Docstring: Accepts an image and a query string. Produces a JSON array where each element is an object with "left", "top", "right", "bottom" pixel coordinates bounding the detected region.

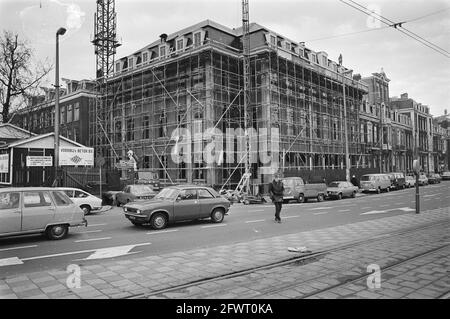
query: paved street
[{"left": 0, "top": 182, "right": 449, "bottom": 299}]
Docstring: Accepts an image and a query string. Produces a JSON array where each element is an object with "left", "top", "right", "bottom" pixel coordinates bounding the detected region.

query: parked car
[
  {"left": 60, "top": 188, "right": 103, "bottom": 215},
  {"left": 418, "top": 174, "right": 428, "bottom": 186},
  {"left": 388, "top": 172, "right": 406, "bottom": 190},
  {"left": 360, "top": 174, "right": 391, "bottom": 193},
  {"left": 282, "top": 177, "right": 327, "bottom": 203},
  {"left": 0, "top": 188, "right": 87, "bottom": 240},
  {"left": 123, "top": 185, "right": 230, "bottom": 229},
  {"left": 441, "top": 171, "right": 450, "bottom": 180},
  {"left": 405, "top": 175, "right": 416, "bottom": 188},
  {"left": 426, "top": 173, "right": 441, "bottom": 184},
  {"left": 116, "top": 184, "right": 157, "bottom": 206},
  {"left": 326, "top": 181, "right": 358, "bottom": 200},
  {"left": 136, "top": 171, "right": 161, "bottom": 191}
]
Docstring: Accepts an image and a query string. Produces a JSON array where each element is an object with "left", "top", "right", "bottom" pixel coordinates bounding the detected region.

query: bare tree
[{"left": 0, "top": 31, "right": 52, "bottom": 123}]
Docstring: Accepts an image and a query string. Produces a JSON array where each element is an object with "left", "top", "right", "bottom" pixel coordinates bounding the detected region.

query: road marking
[
  {"left": 80, "top": 244, "right": 150, "bottom": 260},
  {"left": 284, "top": 215, "right": 300, "bottom": 219},
  {"left": 0, "top": 245, "right": 38, "bottom": 252},
  {"left": 87, "top": 223, "right": 107, "bottom": 227},
  {"left": 361, "top": 207, "right": 372, "bottom": 209},
  {"left": 74, "top": 237, "right": 111, "bottom": 243},
  {"left": 423, "top": 194, "right": 438, "bottom": 198},
  {"left": 146, "top": 229, "right": 179, "bottom": 235},
  {"left": 201, "top": 224, "right": 228, "bottom": 228},
  {"left": 0, "top": 257, "right": 23, "bottom": 266},
  {"left": 309, "top": 207, "right": 332, "bottom": 211},
  {"left": 77, "top": 230, "right": 103, "bottom": 234},
  {"left": 19, "top": 243, "right": 152, "bottom": 262},
  {"left": 245, "top": 219, "right": 265, "bottom": 223},
  {"left": 248, "top": 209, "right": 265, "bottom": 212},
  {"left": 361, "top": 207, "right": 415, "bottom": 215},
  {"left": 338, "top": 209, "right": 351, "bottom": 212},
  {"left": 313, "top": 212, "right": 329, "bottom": 215}
]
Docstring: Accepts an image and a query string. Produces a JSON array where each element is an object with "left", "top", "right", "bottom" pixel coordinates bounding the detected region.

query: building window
[
  {"left": 270, "top": 35, "right": 276, "bottom": 46},
  {"left": 143, "top": 116, "right": 150, "bottom": 139},
  {"left": 285, "top": 42, "right": 291, "bottom": 51},
  {"left": 128, "top": 57, "right": 133, "bottom": 69},
  {"left": 143, "top": 52, "right": 148, "bottom": 63},
  {"left": 176, "top": 38, "right": 184, "bottom": 51},
  {"left": 159, "top": 46, "right": 166, "bottom": 58},
  {"left": 73, "top": 127, "right": 79, "bottom": 143},
  {"left": 126, "top": 118, "right": 134, "bottom": 141},
  {"left": 115, "top": 62, "right": 120, "bottom": 72},
  {"left": 61, "top": 107, "right": 65, "bottom": 124},
  {"left": 74, "top": 102, "right": 79, "bottom": 121},
  {"left": 67, "top": 104, "right": 72, "bottom": 123},
  {"left": 194, "top": 32, "right": 202, "bottom": 47}
]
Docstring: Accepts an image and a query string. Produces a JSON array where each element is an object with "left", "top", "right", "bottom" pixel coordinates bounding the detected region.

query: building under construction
[{"left": 89, "top": 20, "right": 369, "bottom": 190}]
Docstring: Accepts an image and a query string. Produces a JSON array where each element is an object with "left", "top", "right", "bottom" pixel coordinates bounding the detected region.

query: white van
[{"left": 360, "top": 174, "right": 391, "bottom": 193}]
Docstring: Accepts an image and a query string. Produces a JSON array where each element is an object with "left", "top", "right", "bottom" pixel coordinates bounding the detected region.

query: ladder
[{"left": 235, "top": 172, "right": 251, "bottom": 194}]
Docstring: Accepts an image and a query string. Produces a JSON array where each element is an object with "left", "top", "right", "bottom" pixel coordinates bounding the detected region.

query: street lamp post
[
  {"left": 54, "top": 27, "right": 66, "bottom": 186},
  {"left": 339, "top": 55, "right": 352, "bottom": 182}
]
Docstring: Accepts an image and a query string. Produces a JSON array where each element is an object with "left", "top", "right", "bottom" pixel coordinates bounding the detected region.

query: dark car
[
  {"left": 388, "top": 172, "right": 406, "bottom": 190},
  {"left": 123, "top": 186, "right": 230, "bottom": 229},
  {"left": 426, "top": 173, "right": 441, "bottom": 184},
  {"left": 441, "top": 171, "right": 450, "bottom": 180},
  {"left": 116, "top": 184, "right": 157, "bottom": 206}
]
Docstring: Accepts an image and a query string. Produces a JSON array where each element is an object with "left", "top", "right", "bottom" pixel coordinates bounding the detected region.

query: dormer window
[
  {"left": 270, "top": 35, "right": 276, "bottom": 46},
  {"left": 159, "top": 45, "right": 166, "bottom": 58},
  {"left": 312, "top": 53, "right": 317, "bottom": 64},
  {"left": 193, "top": 31, "right": 202, "bottom": 47},
  {"left": 142, "top": 52, "right": 148, "bottom": 63},
  {"left": 116, "top": 62, "right": 121, "bottom": 72},
  {"left": 285, "top": 42, "right": 291, "bottom": 51},
  {"left": 176, "top": 38, "right": 184, "bottom": 52},
  {"left": 128, "top": 57, "right": 133, "bottom": 70}
]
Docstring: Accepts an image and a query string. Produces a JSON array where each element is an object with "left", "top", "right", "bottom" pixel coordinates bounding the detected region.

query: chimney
[
  {"left": 400, "top": 93, "right": 408, "bottom": 99},
  {"left": 160, "top": 33, "right": 168, "bottom": 43}
]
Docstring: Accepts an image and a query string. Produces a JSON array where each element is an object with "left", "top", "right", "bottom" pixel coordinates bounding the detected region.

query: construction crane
[
  {"left": 239, "top": 0, "right": 252, "bottom": 195},
  {"left": 92, "top": 0, "right": 121, "bottom": 167}
]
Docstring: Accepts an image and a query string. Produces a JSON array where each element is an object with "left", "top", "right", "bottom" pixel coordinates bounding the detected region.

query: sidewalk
[{"left": 0, "top": 207, "right": 448, "bottom": 299}]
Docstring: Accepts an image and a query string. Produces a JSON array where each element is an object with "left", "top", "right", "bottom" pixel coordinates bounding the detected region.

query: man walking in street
[{"left": 269, "top": 173, "right": 284, "bottom": 223}]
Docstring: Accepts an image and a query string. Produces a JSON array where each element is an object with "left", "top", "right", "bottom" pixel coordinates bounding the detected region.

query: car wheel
[
  {"left": 351, "top": 191, "right": 356, "bottom": 198},
  {"left": 211, "top": 208, "right": 225, "bottom": 223},
  {"left": 80, "top": 205, "right": 91, "bottom": 215},
  {"left": 297, "top": 194, "right": 305, "bottom": 203},
  {"left": 337, "top": 193, "right": 342, "bottom": 200},
  {"left": 317, "top": 194, "right": 324, "bottom": 202},
  {"left": 150, "top": 212, "right": 168, "bottom": 230},
  {"left": 46, "top": 224, "right": 68, "bottom": 240}
]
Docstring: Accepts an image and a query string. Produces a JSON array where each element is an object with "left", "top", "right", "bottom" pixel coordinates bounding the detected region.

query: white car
[{"left": 60, "top": 188, "right": 103, "bottom": 215}]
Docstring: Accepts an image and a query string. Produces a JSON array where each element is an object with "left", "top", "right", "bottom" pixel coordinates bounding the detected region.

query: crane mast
[{"left": 242, "top": 0, "right": 251, "bottom": 194}]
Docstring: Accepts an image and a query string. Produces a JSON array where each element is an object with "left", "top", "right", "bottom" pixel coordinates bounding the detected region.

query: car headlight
[
  {"left": 123, "top": 207, "right": 128, "bottom": 212},
  {"left": 136, "top": 209, "right": 141, "bottom": 214}
]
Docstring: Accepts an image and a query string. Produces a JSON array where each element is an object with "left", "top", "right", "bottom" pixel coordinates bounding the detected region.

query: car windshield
[
  {"left": 154, "top": 188, "right": 179, "bottom": 200},
  {"left": 328, "top": 182, "right": 341, "bottom": 187},
  {"left": 360, "top": 176, "right": 372, "bottom": 181},
  {"left": 282, "top": 180, "right": 295, "bottom": 187},
  {"left": 131, "top": 185, "right": 154, "bottom": 195}
]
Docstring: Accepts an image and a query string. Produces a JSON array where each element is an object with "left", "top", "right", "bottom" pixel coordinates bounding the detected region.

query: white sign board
[
  {"left": 26, "top": 156, "right": 53, "bottom": 167},
  {"left": 0, "top": 154, "right": 8, "bottom": 173},
  {"left": 59, "top": 147, "right": 94, "bottom": 166}
]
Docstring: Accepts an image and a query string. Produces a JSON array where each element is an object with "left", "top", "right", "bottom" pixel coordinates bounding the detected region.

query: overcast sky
[{"left": 0, "top": 0, "right": 449, "bottom": 116}]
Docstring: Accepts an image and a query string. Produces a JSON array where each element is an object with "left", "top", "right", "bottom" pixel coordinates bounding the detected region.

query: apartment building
[
  {"left": 90, "top": 20, "right": 368, "bottom": 188},
  {"left": 390, "top": 93, "right": 433, "bottom": 172},
  {"left": 11, "top": 79, "right": 97, "bottom": 146}
]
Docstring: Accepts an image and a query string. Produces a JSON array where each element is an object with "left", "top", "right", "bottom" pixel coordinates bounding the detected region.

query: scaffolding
[{"left": 88, "top": 31, "right": 368, "bottom": 190}]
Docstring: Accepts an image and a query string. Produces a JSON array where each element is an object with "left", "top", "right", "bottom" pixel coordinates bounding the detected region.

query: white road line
[
  {"left": 309, "top": 207, "right": 332, "bottom": 211},
  {"left": 248, "top": 209, "right": 265, "bottom": 212},
  {"left": 77, "top": 230, "right": 103, "bottom": 234},
  {"left": 283, "top": 215, "right": 300, "bottom": 219},
  {"left": 74, "top": 237, "right": 111, "bottom": 243},
  {"left": 423, "top": 194, "right": 438, "bottom": 198},
  {"left": 245, "top": 219, "right": 265, "bottom": 223},
  {"left": 361, "top": 207, "right": 372, "bottom": 209},
  {"left": 313, "top": 212, "right": 329, "bottom": 215},
  {"left": 338, "top": 209, "right": 351, "bottom": 212},
  {"left": 20, "top": 243, "right": 152, "bottom": 262},
  {"left": 0, "top": 245, "right": 38, "bottom": 252},
  {"left": 201, "top": 224, "right": 228, "bottom": 228},
  {"left": 146, "top": 229, "right": 179, "bottom": 235},
  {"left": 87, "top": 223, "right": 107, "bottom": 227}
]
